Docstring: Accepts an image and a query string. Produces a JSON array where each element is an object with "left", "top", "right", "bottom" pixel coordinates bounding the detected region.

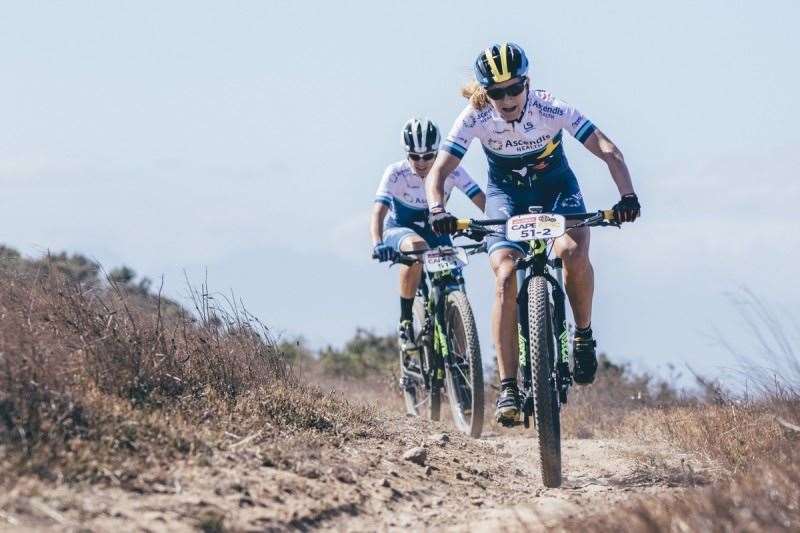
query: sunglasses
[
  {"left": 408, "top": 152, "right": 436, "bottom": 161},
  {"left": 486, "top": 79, "right": 527, "bottom": 100}
]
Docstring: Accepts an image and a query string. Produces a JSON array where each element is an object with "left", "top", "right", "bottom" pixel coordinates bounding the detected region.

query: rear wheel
[
  {"left": 443, "top": 291, "right": 484, "bottom": 438},
  {"left": 528, "top": 276, "right": 562, "bottom": 487},
  {"left": 403, "top": 296, "right": 441, "bottom": 420}
]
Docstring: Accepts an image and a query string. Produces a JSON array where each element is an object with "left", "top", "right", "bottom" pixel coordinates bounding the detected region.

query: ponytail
[
  {"left": 461, "top": 81, "right": 489, "bottom": 110},
  {"left": 461, "top": 76, "right": 530, "bottom": 110}
]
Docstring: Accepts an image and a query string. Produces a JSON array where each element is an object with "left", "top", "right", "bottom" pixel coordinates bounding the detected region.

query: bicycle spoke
[
  {"left": 450, "top": 333, "right": 471, "bottom": 388},
  {"left": 453, "top": 362, "right": 472, "bottom": 392}
]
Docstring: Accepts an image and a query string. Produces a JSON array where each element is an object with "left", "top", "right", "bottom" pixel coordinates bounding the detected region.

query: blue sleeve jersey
[
  {"left": 374, "top": 160, "right": 482, "bottom": 228},
  {"left": 441, "top": 89, "right": 596, "bottom": 182}
]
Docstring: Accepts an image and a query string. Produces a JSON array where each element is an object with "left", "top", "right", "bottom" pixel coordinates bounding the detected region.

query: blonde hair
[
  {"left": 461, "top": 81, "right": 489, "bottom": 110},
  {"left": 461, "top": 76, "right": 529, "bottom": 110}
]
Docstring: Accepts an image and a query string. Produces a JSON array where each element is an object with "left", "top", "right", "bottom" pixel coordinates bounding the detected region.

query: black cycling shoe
[
  {"left": 494, "top": 387, "right": 521, "bottom": 426},
  {"left": 572, "top": 334, "right": 598, "bottom": 385}
]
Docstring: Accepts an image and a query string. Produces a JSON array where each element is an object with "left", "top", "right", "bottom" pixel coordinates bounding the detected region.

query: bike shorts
[
  {"left": 485, "top": 166, "right": 586, "bottom": 256},
  {"left": 383, "top": 222, "right": 452, "bottom": 253}
]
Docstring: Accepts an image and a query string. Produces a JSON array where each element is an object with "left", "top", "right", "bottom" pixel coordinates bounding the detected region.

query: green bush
[{"left": 318, "top": 329, "right": 396, "bottom": 378}]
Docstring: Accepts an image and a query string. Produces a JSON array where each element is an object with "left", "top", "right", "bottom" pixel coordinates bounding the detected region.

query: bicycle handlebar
[
  {"left": 456, "top": 209, "right": 617, "bottom": 230},
  {"left": 371, "top": 242, "right": 487, "bottom": 265}
]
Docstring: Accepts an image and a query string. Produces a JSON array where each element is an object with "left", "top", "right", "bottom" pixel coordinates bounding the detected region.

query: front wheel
[
  {"left": 528, "top": 276, "right": 561, "bottom": 487},
  {"left": 443, "top": 291, "right": 484, "bottom": 438}
]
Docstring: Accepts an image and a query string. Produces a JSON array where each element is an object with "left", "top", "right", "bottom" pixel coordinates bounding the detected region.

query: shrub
[
  {"left": 318, "top": 328, "right": 396, "bottom": 378},
  {"left": 0, "top": 246, "right": 376, "bottom": 483}
]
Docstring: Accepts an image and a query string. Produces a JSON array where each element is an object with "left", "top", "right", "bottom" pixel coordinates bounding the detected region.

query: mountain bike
[
  {"left": 374, "top": 241, "right": 487, "bottom": 437},
  {"left": 456, "top": 208, "right": 620, "bottom": 486}
]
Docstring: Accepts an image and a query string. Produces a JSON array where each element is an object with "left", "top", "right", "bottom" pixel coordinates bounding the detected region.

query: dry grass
[
  {"left": 619, "top": 399, "right": 798, "bottom": 473},
  {"left": 566, "top": 455, "right": 800, "bottom": 532},
  {"left": 0, "top": 251, "right": 377, "bottom": 487},
  {"left": 561, "top": 354, "right": 684, "bottom": 439},
  {"left": 576, "top": 393, "right": 800, "bottom": 531},
  {"left": 558, "top": 339, "right": 800, "bottom": 531}
]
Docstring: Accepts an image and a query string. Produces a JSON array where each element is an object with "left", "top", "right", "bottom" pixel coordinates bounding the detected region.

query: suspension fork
[
  {"left": 516, "top": 268, "right": 533, "bottom": 392},
  {"left": 429, "top": 281, "right": 447, "bottom": 389},
  {"left": 516, "top": 244, "right": 547, "bottom": 392},
  {"left": 545, "top": 258, "right": 572, "bottom": 400},
  {"left": 417, "top": 276, "right": 432, "bottom": 343}
]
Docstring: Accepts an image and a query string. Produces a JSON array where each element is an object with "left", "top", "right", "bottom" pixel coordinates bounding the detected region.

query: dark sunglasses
[
  {"left": 408, "top": 152, "right": 436, "bottom": 161},
  {"left": 486, "top": 79, "right": 527, "bottom": 100}
]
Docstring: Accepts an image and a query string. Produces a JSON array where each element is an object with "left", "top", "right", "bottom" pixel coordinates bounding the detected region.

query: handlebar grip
[
  {"left": 602, "top": 209, "right": 616, "bottom": 222},
  {"left": 456, "top": 219, "right": 471, "bottom": 231}
]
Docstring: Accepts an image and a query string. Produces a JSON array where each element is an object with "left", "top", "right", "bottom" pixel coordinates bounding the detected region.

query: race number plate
[
  {"left": 422, "top": 247, "right": 468, "bottom": 273},
  {"left": 505, "top": 213, "right": 566, "bottom": 242}
]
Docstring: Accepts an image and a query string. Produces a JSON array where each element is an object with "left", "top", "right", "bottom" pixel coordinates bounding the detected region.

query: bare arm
[
  {"left": 582, "top": 129, "right": 635, "bottom": 196},
  {"left": 425, "top": 151, "right": 462, "bottom": 209},
  {"left": 370, "top": 203, "right": 389, "bottom": 246}
]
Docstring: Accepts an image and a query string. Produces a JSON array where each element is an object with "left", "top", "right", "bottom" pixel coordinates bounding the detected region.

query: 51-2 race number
[{"left": 505, "top": 213, "right": 566, "bottom": 242}]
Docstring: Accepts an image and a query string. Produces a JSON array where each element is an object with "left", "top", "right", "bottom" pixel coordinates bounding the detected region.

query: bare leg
[
  {"left": 553, "top": 227, "right": 593, "bottom": 329},
  {"left": 398, "top": 235, "right": 428, "bottom": 299},
  {"left": 490, "top": 248, "right": 523, "bottom": 380}
]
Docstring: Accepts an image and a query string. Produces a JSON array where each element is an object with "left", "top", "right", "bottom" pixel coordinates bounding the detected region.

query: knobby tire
[
  {"left": 443, "top": 290, "right": 484, "bottom": 438},
  {"left": 528, "top": 276, "right": 562, "bottom": 487}
]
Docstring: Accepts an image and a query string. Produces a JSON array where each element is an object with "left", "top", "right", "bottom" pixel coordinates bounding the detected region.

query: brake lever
[
  {"left": 466, "top": 242, "right": 488, "bottom": 255},
  {"left": 569, "top": 212, "right": 621, "bottom": 230}
]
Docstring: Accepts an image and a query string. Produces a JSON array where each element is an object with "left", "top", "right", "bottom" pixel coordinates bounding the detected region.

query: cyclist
[
  {"left": 425, "top": 43, "right": 640, "bottom": 424},
  {"left": 371, "top": 117, "right": 485, "bottom": 355}
]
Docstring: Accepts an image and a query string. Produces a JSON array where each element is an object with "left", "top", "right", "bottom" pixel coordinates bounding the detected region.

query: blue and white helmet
[{"left": 402, "top": 117, "right": 440, "bottom": 153}]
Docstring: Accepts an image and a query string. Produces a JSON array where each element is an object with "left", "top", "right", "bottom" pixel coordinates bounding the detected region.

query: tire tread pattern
[
  {"left": 528, "top": 277, "right": 562, "bottom": 487},
  {"left": 444, "top": 291, "right": 484, "bottom": 438}
]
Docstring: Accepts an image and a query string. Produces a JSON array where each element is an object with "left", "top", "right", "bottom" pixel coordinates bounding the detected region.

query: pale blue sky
[{"left": 2, "top": 1, "right": 799, "bottom": 382}]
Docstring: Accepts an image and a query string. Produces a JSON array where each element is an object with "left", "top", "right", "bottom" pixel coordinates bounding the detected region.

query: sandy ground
[{"left": 1, "top": 410, "right": 709, "bottom": 532}]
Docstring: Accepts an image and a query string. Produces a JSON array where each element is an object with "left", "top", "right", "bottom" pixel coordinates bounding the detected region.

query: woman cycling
[
  {"left": 425, "top": 42, "right": 641, "bottom": 424},
  {"left": 371, "top": 117, "right": 485, "bottom": 355}
]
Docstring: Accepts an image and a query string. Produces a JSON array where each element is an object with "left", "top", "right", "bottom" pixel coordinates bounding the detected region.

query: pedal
[
  {"left": 399, "top": 374, "right": 415, "bottom": 392},
  {"left": 496, "top": 410, "right": 523, "bottom": 427}
]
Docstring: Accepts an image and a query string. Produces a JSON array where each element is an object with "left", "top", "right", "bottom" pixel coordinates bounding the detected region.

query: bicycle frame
[
  {"left": 388, "top": 243, "right": 485, "bottom": 399},
  {"left": 418, "top": 268, "right": 463, "bottom": 394}
]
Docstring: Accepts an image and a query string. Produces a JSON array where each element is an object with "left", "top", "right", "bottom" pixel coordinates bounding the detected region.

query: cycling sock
[
  {"left": 575, "top": 324, "right": 593, "bottom": 339},
  {"left": 400, "top": 297, "right": 414, "bottom": 323},
  {"left": 500, "top": 377, "right": 518, "bottom": 391}
]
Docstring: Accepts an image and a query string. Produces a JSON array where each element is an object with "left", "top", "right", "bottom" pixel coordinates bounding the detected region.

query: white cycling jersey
[
  {"left": 375, "top": 160, "right": 482, "bottom": 227},
  {"left": 442, "top": 88, "right": 596, "bottom": 181}
]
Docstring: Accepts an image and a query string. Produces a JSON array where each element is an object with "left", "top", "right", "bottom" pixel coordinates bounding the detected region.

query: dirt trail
[{"left": 1, "top": 412, "right": 708, "bottom": 532}]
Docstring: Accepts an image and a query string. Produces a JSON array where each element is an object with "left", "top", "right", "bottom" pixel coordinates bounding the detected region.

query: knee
[
  {"left": 400, "top": 237, "right": 428, "bottom": 253},
  {"left": 560, "top": 242, "right": 588, "bottom": 264},
  {"left": 560, "top": 232, "right": 590, "bottom": 268},
  {"left": 494, "top": 263, "right": 517, "bottom": 300}
]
